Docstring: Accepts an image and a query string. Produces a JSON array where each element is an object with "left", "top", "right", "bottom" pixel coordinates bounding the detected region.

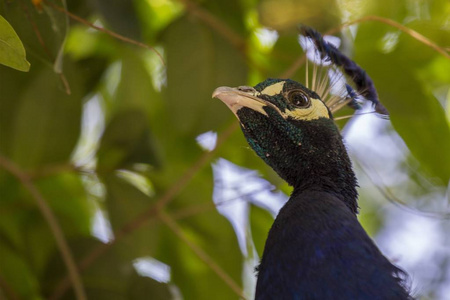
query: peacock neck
[
  {"left": 288, "top": 117, "right": 359, "bottom": 214},
  {"left": 240, "top": 108, "right": 359, "bottom": 214}
]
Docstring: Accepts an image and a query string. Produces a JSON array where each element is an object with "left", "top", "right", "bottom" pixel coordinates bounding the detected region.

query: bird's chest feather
[{"left": 255, "top": 191, "right": 408, "bottom": 300}]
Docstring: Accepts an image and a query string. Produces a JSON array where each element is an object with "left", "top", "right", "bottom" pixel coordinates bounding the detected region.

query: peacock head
[{"left": 213, "top": 78, "right": 356, "bottom": 206}]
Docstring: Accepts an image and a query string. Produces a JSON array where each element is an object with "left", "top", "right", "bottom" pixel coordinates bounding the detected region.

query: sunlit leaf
[{"left": 0, "top": 15, "right": 30, "bottom": 71}]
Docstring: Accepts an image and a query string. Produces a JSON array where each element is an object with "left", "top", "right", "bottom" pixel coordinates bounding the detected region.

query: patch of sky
[
  {"left": 133, "top": 256, "right": 171, "bottom": 283},
  {"left": 196, "top": 131, "right": 218, "bottom": 151}
]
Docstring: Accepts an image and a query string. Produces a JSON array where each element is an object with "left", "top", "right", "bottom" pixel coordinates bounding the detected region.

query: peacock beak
[{"left": 213, "top": 86, "right": 279, "bottom": 117}]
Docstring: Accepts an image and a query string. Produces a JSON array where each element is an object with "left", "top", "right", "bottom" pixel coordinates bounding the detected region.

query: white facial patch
[
  {"left": 260, "top": 81, "right": 285, "bottom": 96},
  {"left": 284, "top": 98, "right": 330, "bottom": 120}
]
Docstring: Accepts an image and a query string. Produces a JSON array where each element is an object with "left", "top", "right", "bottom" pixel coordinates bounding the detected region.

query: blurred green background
[{"left": 0, "top": 0, "right": 449, "bottom": 299}]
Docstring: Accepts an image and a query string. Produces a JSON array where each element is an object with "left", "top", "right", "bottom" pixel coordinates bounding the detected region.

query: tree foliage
[{"left": 0, "top": 0, "right": 449, "bottom": 299}]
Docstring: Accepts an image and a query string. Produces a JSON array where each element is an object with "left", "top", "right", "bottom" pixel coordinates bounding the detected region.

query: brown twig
[
  {"left": 0, "top": 155, "right": 86, "bottom": 300},
  {"left": 158, "top": 210, "right": 246, "bottom": 299},
  {"left": 42, "top": 0, "right": 165, "bottom": 65}
]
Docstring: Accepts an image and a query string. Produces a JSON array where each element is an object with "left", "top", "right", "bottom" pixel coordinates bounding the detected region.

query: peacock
[{"left": 213, "top": 26, "right": 411, "bottom": 299}]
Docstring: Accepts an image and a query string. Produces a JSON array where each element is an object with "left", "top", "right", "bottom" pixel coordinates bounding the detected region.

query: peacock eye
[{"left": 288, "top": 90, "right": 310, "bottom": 108}]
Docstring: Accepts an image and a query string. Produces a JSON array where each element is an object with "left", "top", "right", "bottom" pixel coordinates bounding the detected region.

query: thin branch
[
  {"left": 176, "top": 0, "right": 246, "bottom": 51},
  {"left": 338, "top": 15, "right": 450, "bottom": 59},
  {"left": 58, "top": 72, "right": 71, "bottom": 95},
  {"left": 158, "top": 210, "right": 246, "bottom": 299},
  {"left": 0, "top": 155, "right": 86, "bottom": 300},
  {"left": 42, "top": 0, "right": 165, "bottom": 65},
  {"left": 51, "top": 121, "right": 240, "bottom": 299}
]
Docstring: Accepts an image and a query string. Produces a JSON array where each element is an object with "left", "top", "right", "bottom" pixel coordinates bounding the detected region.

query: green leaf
[
  {"left": 1, "top": 1, "right": 67, "bottom": 71},
  {"left": 102, "top": 174, "right": 160, "bottom": 260},
  {"left": 161, "top": 15, "right": 248, "bottom": 135},
  {"left": 156, "top": 214, "right": 243, "bottom": 300},
  {"left": 357, "top": 193, "right": 384, "bottom": 237},
  {"left": 355, "top": 24, "right": 450, "bottom": 184},
  {"left": 0, "top": 244, "right": 41, "bottom": 299},
  {"left": 7, "top": 66, "right": 82, "bottom": 169},
  {"left": 127, "top": 273, "right": 173, "bottom": 300},
  {"left": 0, "top": 14, "right": 30, "bottom": 71},
  {"left": 97, "top": 110, "right": 161, "bottom": 173},
  {"left": 0, "top": 171, "right": 92, "bottom": 277},
  {"left": 37, "top": 173, "right": 93, "bottom": 237},
  {"left": 97, "top": 48, "right": 162, "bottom": 173},
  {"left": 43, "top": 237, "right": 161, "bottom": 299},
  {"left": 92, "top": 0, "right": 142, "bottom": 40},
  {"left": 364, "top": 0, "right": 408, "bottom": 21},
  {"left": 202, "top": 0, "right": 247, "bottom": 36},
  {"left": 249, "top": 204, "right": 273, "bottom": 258},
  {"left": 258, "top": 0, "right": 340, "bottom": 31},
  {"left": 115, "top": 49, "right": 161, "bottom": 112},
  {"left": 0, "top": 171, "right": 24, "bottom": 250},
  {"left": 147, "top": 159, "right": 243, "bottom": 299}
]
